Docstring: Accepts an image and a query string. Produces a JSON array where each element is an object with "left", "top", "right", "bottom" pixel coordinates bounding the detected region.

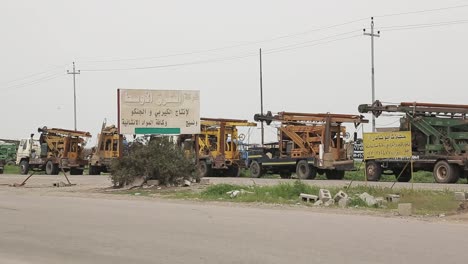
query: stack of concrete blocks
[
  {"left": 300, "top": 193, "right": 318, "bottom": 203},
  {"left": 319, "top": 189, "right": 334, "bottom": 206},
  {"left": 334, "top": 190, "right": 350, "bottom": 208}
]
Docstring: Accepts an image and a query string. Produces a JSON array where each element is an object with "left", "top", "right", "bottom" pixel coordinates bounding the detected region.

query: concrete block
[
  {"left": 147, "top": 180, "right": 160, "bottom": 186},
  {"left": 454, "top": 192, "right": 467, "bottom": 201},
  {"left": 313, "top": 200, "right": 323, "bottom": 206},
  {"left": 398, "top": 203, "right": 412, "bottom": 216},
  {"left": 324, "top": 199, "right": 335, "bottom": 207},
  {"left": 375, "top": 197, "right": 387, "bottom": 207},
  {"left": 200, "top": 178, "right": 210, "bottom": 185},
  {"left": 240, "top": 189, "right": 254, "bottom": 195},
  {"left": 319, "top": 189, "right": 332, "bottom": 202},
  {"left": 130, "top": 176, "right": 145, "bottom": 187},
  {"left": 300, "top": 193, "right": 318, "bottom": 203},
  {"left": 333, "top": 190, "right": 348, "bottom": 202},
  {"left": 359, "top": 192, "right": 377, "bottom": 207},
  {"left": 338, "top": 197, "right": 351, "bottom": 208},
  {"left": 183, "top": 179, "right": 191, "bottom": 187},
  {"left": 230, "top": 190, "right": 240, "bottom": 198},
  {"left": 385, "top": 194, "right": 400, "bottom": 203}
]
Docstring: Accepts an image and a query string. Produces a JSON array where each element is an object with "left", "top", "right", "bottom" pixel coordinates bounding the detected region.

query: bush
[{"left": 110, "top": 136, "right": 196, "bottom": 187}]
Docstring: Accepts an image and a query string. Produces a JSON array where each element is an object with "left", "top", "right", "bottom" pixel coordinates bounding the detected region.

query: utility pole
[
  {"left": 363, "top": 17, "right": 380, "bottom": 132},
  {"left": 67, "top": 62, "right": 80, "bottom": 131},
  {"left": 259, "top": 48, "right": 264, "bottom": 145}
]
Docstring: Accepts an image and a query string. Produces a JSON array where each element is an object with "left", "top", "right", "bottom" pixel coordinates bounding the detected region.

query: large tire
[
  {"left": 0, "top": 168, "right": 3, "bottom": 174},
  {"left": 20, "top": 160, "right": 29, "bottom": 175},
  {"left": 70, "top": 168, "right": 84, "bottom": 175},
  {"left": 365, "top": 160, "right": 382, "bottom": 181},
  {"left": 279, "top": 171, "right": 292, "bottom": 179},
  {"left": 395, "top": 168, "right": 411, "bottom": 182},
  {"left": 433, "top": 160, "right": 459, "bottom": 183},
  {"left": 326, "top": 170, "right": 345, "bottom": 180},
  {"left": 45, "top": 161, "right": 59, "bottom": 175},
  {"left": 89, "top": 165, "right": 100, "bottom": 175},
  {"left": 296, "top": 160, "right": 317, "bottom": 179},
  {"left": 198, "top": 161, "right": 211, "bottom": 178},
  {"left": 250, "top": 160, "right": 263, "bottom": 178},
  {"left": 226, "top": 165, "right": 240, "bottom": 177}
]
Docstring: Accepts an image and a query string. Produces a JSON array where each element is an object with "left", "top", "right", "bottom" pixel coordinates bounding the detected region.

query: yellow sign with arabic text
[{"left": 363, "top": 131, "right": 412, "bottom": 160}]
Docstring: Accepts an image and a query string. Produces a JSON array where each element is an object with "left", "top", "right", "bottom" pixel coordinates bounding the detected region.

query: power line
[
  {"left": 376, "top": 3, "right": 468, "bottom": 18},
  {"left": 380, "top": 19, "right": 468, "bottom": 29},
  {"left": 383, "top": 20, "right": 468, "bottom": 32},
  {"left": 78, "top": 18, "right": 368, "bottom": 64},
  {"left": 82, "top": 32, "right": 363, "bottom": 72},
  {"left": 77, "top": 3, "right": 468, "bottom": 65},
  {"left": 3, "top": 73, "right": 66, "bottom": 91},
  {"left": 0, "top": 64, "right": 68, "bottom": 85}
]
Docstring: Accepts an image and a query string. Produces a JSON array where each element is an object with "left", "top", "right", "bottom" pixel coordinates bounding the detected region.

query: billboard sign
[
  {"left": 118, "top": 89, "right": 200, "bottom": 135},
  {"left": 363, "top": 131, "right": 412, "bottom": 160}
]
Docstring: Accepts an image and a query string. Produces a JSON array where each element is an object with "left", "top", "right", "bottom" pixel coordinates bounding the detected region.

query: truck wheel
[
  {"left": 45, "top": 161, "right": 55, "bottom": 175},
  {"left": 395, "top": 168, "right": 411, "bottom": 182},
  {"left": 250, "top": 161, "right": 263, "bottom": 178},
  {"left": 433, "top": 160, "right": 459, "bottom": 183},
  {"left": 89, "top": 166, "right": 100, "bottom": 175},
  {"left": 20, "top": 160, "right": 29, "bottom": 175},
  {"left": 296, "top": 160, "right": 317, "bottom": 179},
  {"left": 326, "top": 170, "right": 345, "bottom": 180},
  {"left": 365, "top": 161, "right": 381, "bottom": 181},
  {"left": 198, "top": 161, "right": 211, "bottom": 178},
  {"left": 0, "top": 168, "right": 3, "bottom": 174},
  {"left": 70, "top": 168, "right": 84, "bottom": 175},
  {"left": 226, "top": 166, "right": 240, "bottom": 177},
  {"left": 279, "top": 171, "right": 292, "bottom": 179}
]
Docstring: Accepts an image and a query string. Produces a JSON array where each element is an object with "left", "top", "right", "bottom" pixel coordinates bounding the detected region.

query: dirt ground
[{"left": 0, "top": 173, "right": 468, "bottom": 223}]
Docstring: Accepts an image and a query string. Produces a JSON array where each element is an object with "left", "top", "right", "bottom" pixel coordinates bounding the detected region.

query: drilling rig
[
  {"left": 88, "top": 122, "right": 123, "bottom": 175},
  {"left": 250, "top": 111, "right": 368, "bottom": 179},
  {"left": 16, "top": 127, "right": 91, "bottom": 175},
  {"left": 178, "top": 118, "right": 257, "bottom": 177},
  {"left": 358, "top": 100, "right": 468, "bottom": 183}
]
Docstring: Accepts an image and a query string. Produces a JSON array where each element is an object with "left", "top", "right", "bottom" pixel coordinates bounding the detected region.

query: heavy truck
[
  {"left": 0, "top": 141, "right": 17, "bottom": 174},
  {"left": 88, "top": 123, "right": 123, "bottom": 175},
  {"left": 16, "top": 127, "right": 91, "bottom": 175},
  {"left": 178, "top": 118, "right": 257, "bottom": 177},
  {"left": 250, "top": 111, "right": 368, "bottom": 179},
  {"left": 358, "top": 100, "right": 468, "bottom": 183}
]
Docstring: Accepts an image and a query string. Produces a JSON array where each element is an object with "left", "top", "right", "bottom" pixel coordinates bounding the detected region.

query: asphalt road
[
  {"left": 1, "top": 174, "right": 468, "bottom": 191},
  {"left": 1, "top": 190, "right": 468, "bottom": 264}
]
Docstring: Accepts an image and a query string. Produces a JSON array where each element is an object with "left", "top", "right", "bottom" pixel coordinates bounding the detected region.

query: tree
[{"left": 110, "top": 136, "right": 196, "bottom": 187}]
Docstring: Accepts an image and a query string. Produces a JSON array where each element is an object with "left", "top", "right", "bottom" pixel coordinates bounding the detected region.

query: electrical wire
[
  {"left": 78, "top": 18, "right": 368, "bottom": 64},
  {"left": 0, "top": 64, "right": 69, "bottom": 86},
  {"left": 3, "top": 73, "right": 66, "bottom": 91},
  {"left": 375, "top": 3, "right": 468, "bottom": 18},
  {"left": 81, "top": 32, "right": 362, "bottom": 72},
  {"left": 383, "top": 20, "right": 468, "bottom": 32}
]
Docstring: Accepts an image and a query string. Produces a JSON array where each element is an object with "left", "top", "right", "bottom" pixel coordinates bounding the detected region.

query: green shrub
[{"left": 110, "top": 136, "right": 196, "bottom": 187}]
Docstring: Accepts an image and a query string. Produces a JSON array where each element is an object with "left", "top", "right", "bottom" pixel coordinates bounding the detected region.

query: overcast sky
[{"left": 1, "top": 0, "right": 467, "bottom": 144}]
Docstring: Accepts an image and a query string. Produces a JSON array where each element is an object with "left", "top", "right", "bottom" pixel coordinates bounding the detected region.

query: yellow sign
[{"left": 363, "top": 131, "right": 412, "bottom": 160}]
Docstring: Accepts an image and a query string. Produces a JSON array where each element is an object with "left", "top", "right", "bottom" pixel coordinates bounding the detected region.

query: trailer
[
  {"left": 358, "top": 100, "right": 468, "bottom": 183},
  {"left": 250, "top": 111, "right": 368, "bottom": 179}
]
